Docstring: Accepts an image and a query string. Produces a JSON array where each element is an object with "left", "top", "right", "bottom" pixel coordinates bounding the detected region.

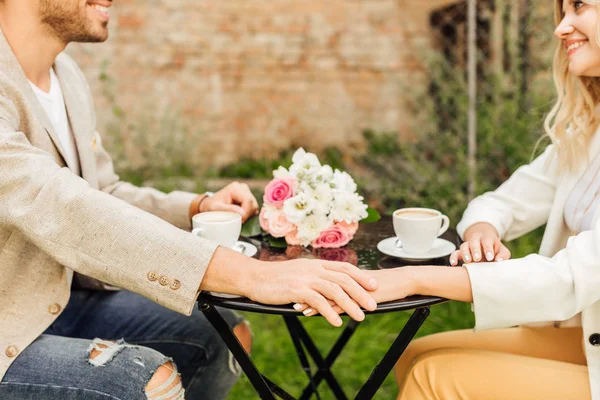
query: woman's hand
[{"left": 450, "top": 222, "right": 511, "bottom": 266}]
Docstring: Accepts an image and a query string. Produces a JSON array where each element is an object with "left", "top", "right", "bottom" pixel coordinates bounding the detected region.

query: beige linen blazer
[
  {"left": 0, "top": 30, "right": 218, "bottom": 380},
  {"left": 456, "top": 129, "right": 600, "bottom": 398}
]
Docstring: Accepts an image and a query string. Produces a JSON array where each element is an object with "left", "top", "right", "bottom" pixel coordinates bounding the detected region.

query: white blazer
[{"left": 456, "top": 129, "right": 600, "bottom": 398}]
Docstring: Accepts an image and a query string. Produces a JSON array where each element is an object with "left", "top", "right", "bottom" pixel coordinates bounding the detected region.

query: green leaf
[
  {"left": 241, "top": 215, "right": 262, "bottom": 238},
  {"left": 266, "top": 235, "right": 288, "bottom": 249},
  {"left": 361, "top": 207, "right": 381, "bottom": 223}
]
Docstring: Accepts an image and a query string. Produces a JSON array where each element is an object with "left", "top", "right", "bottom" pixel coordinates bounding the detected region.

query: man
[{"left": 0, "top": 1, "right": 379, "bottom": 399}]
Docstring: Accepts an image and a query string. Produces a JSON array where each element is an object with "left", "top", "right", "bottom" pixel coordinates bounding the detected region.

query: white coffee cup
[
  {"left": 393, "top": 207, "right": 450, "bottom": 254},
  {"left": 192, "top": 211, "right": 242, "bottom": 248}
]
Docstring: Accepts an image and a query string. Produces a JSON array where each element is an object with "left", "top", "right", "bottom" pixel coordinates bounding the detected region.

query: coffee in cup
[
  {"left": 393, "top": 208, "right": 450, "bottom": 254},
  {"left": 192, "top": 211, "right": 242, "bottom": 248}
]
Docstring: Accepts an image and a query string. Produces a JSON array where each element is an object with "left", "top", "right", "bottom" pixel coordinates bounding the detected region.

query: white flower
[
  {"left": 315, "top": 165, "right": 333, "bottom": 184},
  {"left": 332, "top": 170, "right": 358, "bottom": 194},
  {"left": 290, "top": 148, "right": 321, "bottom": 181},
  {"left": 296, "top": 214, "right": 332, "bottom": 245},
  {"left": 310, "top": 183, "right": 334, "bottom": 216},
  {"left": 330, "top": 192, "right": 368, "bottom": 223},
  {"left": 283, "top": 193, "right": 317, "bottom": 224},
  {"left": 273, "top": 166, "right": 291, "bottom": 178}
]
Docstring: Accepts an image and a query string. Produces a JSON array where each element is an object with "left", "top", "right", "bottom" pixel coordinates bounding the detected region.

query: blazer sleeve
[
  {"left": 0, "top": 90, "right": 218, "bottom": 316},
  {"left": 465, "top": 223, "right": 600, "bottom": 330},
  {"left": 93, "top": 131, "right": 197, "bottom": 231},
  {"left": 456, "top": 145, "right": 559, "bottom": 241}
]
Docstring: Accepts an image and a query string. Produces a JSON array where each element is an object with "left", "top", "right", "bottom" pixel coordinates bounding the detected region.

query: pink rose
[
  {"left": 311, "top": 223, "right": 354, "bottom": 249},
  {"left": 285, "top": 228, "right": 304, "bottom": 246},
  {"left": 259, "top": 207, "right": 271, "bottom": 231},
  {"left": 268, "top": 210, "right": 295, "bottom": 238},
  {"left": 338, "top": 221, "right": 359, "bottom": 236},
  {"left": 263, "top": 177, "right": 296, "bottom": 207}
]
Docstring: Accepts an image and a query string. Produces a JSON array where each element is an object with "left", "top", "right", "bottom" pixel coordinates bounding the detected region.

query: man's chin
[{"left": 71, "top": 30, "right": 109, "bottom": 43}]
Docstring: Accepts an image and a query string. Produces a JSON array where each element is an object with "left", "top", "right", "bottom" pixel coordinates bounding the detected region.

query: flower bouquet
[{"left": 249, "top": 148, "right": 379, "bottom": 249}]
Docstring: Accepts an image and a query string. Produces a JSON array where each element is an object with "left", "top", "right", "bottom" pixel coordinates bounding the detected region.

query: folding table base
[{"left": 199, "top": 302, "right": 430, "bottom": 400}]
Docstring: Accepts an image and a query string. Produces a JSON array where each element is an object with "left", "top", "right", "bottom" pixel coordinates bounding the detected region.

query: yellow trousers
[{"left": 394, "top": 326, "right": 589, "bottom": 399}]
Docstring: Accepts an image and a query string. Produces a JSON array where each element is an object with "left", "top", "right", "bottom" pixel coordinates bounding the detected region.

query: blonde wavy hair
[{"left": 544, "top": 0, "right": 600, "bottom": 170}]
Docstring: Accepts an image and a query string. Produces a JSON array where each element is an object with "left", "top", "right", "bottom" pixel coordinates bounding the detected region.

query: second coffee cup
[
  {"left": 393, "top": 207, "right": 450, "bottom": 254},
  {"left": 192, "top": 211, "right": 242, "bottom": 248}
]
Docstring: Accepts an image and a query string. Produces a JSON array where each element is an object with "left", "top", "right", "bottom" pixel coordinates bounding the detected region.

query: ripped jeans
[{"left": 0, "top": 290, "right": 245, "bottom": 400}]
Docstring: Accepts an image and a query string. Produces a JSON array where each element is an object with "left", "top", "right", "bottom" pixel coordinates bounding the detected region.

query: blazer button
[
  {"left": 159, "top": 276, "right": 170, "bottom": 286},
  {"left": 147, "top": 272, "right": 159, "bottom": 282},
  {"left": 48, "top": 303, "right": 62, "bottom": 315},
  {"left": 5, "top": 345, "right": 18, "bottom": 358},
  {"left": 170, "top": 280, "right": 181, "bottom": 291},
  {"left": 590, "top": 333, "right": 600, "bottom": 346}
]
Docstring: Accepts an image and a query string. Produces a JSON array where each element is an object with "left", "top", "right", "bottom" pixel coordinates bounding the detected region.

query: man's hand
[
  {"left": 247, "top": 259, "right": 378, "bottom": 327},
  {"left": 201, "top": 247, "right": 378, "bottom": 327},
  {"left": 450, "top": 222, "right": 511, "bottom": 266},
  {"left": 200, "top": 182, "right": 259, "bottom": 222}
]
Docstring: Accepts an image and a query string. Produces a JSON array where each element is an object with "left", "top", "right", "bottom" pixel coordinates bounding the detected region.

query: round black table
[{"left": 197, "top": 217, "right": 460, "bottom": 400}]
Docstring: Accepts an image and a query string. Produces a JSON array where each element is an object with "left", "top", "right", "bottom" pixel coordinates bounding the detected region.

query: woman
[
  {"left": 384, "top": 0, "right": 600, "bottom": 397},
  {"left": 293, "top": 0, "right": 600, "bottom": 398}
]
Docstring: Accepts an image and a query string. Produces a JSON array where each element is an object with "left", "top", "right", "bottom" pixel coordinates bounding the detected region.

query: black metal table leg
[
  {"left": 284, "top": 316, "right": 350, "bottom": 400},
  {"left": 200, "top": 302, "right": 296, "bottom": 400},
  {"left": 354, "top": 307, "right": 430, "bottom": 400},
  {"left": 298, "top": 319, "right": 360, "bottom": 400},
  {"left": 283, "top": 317, "right": 322, "bottom": 400}
]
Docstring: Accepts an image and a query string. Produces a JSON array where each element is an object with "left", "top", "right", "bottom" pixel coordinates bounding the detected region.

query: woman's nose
[{"left": 555, "top": 18, "right": 575, "bottom": 39}]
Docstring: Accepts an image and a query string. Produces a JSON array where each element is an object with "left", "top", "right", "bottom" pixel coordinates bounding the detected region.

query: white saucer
[
  {"left": 377, "top": 237, "right": 456, "bottom": 261},
  {"left": 232, "top": 241, "right": 258, "bottom": 257}
]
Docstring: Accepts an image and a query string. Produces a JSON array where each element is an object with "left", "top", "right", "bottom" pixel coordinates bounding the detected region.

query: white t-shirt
[{"left": 29, "top": 68, "right": 80, "bottom": 176}]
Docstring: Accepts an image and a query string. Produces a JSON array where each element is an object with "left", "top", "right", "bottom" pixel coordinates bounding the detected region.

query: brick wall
[{"left": 67, "top": 0, "right": 502, "bottom": 169}]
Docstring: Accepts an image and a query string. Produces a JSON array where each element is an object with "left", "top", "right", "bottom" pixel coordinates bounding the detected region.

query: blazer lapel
[
  {"left": 53, "top": 58, "right": 98, "bottom": 187},
  {"left": 0, "top": 28, "right": 73, "bottom": 169}
]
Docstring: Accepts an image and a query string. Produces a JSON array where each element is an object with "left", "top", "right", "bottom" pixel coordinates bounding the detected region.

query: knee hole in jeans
[
  {"left": 145, "top": 362, "right": 185, "bottom": 400},
  {"left": 87, "top": 339, "right": 184, "bottom": 399}
]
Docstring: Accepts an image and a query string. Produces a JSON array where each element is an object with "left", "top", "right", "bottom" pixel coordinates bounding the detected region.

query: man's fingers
[
  {"left": 313, "top": 279, "right": 365, "bottom": 322},
  {"left": 212, "top": 203, "right": 246, "bottom": 218},
  {"left": 320, "top": 270, "right": 375, "bottom": 312},
  {"left": 481, "top": 237, "right": 496, "bottom": 261},
  {"left": 302, "top": 293, "right": 343, "bottom": 326},
  {"left": 228, "top": 183, "right": 258, "bottom": 221},
  {"left": 322, "top": 261, "right": 378, "bottom": 293}
]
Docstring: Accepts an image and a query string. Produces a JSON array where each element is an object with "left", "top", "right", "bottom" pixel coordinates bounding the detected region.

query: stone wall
[{"left": 67, "top": 0, "right": 546, "bottom": 169}]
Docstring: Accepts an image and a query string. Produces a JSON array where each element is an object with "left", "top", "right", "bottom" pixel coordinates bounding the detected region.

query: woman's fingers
[
  {"left": 449, "top": 250, "right": 462, "bottom": 266},
  {"left": 294, "top": 300, "right": 352, "bottom": 317},
  {"left": 460, "top": 242, "right": 473, "bottom": 263},
  {"left": 481, "top": 236, "right": 496, "bottom": 261},
  {"left": 301, "top": 292, "right": 344, "bottom": 326},
  {"left": 495, "top": 243, "right": 511, "bottom": 262},
  {"left": 468, "top": 239, "right": 483, "bottom": 261}
]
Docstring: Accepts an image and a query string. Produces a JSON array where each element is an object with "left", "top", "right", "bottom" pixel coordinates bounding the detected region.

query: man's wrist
[{"left": 188, "top": 191, "right": 215, "bottom": 220}]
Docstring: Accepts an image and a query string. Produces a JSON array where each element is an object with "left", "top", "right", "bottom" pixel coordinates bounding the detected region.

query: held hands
[
  {"left": 249, "top": 259, "right": 379, "bottom": 327},
  {"left": 449, "top": 222, "right": 511, "bottom": 266},
  {"left": 200, "top": 182, "right": 259, "bottom": 222},
  {"left": 293, "top": 268, "right": 414, "bottom": 317}
]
